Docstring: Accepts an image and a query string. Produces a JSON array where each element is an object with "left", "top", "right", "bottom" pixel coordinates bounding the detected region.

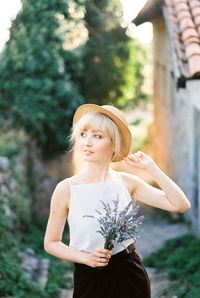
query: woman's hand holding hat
[{"left": 125, "top": 151, "right": 156, "bottom": 171}]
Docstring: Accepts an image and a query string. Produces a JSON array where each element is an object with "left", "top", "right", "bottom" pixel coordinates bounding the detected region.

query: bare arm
[
  {"left": 44, "top": 180, "right": 111, "bottom": 267},
  {"left": 124, "top": 152, "right": 191, "bottom": 213}
]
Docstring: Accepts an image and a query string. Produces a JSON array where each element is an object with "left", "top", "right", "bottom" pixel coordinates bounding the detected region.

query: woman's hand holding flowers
[
  {"left": 85, "top": 248, "right": 111, "bottom": 268},
  {"left": 125, "top": 151, "right": 157, "bottom": 171}
]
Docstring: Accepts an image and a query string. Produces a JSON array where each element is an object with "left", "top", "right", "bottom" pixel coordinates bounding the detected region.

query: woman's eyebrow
[
  {"left": 83, "top": 128, "right": 103, "bottom": 132},
  {"left": 93, "top": 130, "right": 103, "bottom": 132}
]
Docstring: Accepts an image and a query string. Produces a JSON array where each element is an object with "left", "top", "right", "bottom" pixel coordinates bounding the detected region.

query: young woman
[{"left": 44, "top": 104, "right": 191, "bottom": 298}]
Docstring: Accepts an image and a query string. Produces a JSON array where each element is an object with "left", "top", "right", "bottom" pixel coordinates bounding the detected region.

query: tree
[
  {"left": 0, "top": 0, "right": 84, "bottom": 160},
  {"left": 79, "top": 0, "right": 148, "bottom": 108},
  {"left": 0, "top": 0, "right": 148, "bottom": 160}
]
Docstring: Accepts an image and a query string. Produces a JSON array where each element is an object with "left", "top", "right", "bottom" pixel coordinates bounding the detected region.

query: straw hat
[{"left": 72, "top": 104, "right": 132, "bottom": 162}]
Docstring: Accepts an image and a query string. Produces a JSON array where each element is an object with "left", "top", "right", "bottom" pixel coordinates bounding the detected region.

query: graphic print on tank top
[{"left": 67, "top": 172, "right": 136, "bottom": 255}]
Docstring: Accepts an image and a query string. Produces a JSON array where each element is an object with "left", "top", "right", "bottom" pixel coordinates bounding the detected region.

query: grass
[{"left": 143, "top": 234, "right": 200, "bottom": 298}]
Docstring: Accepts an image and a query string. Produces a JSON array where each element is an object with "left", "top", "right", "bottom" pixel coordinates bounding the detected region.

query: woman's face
[{"left": 78, "top": 127, "right": 115, "bottom": 163}]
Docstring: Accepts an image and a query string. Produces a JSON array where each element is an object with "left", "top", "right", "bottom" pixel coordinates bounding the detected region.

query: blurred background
[{"left": 0, "top": 0, "right": 200, "bottom": 297}]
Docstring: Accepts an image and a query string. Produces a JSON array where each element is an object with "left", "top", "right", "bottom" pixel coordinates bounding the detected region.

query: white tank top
[{"left": 67, "top": 171, "right": 135, "bottom": 256}]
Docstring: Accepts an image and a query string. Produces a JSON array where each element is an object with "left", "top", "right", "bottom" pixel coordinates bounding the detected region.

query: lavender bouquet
[{"left": 83, "top": 194, "right": 144, "bottom": 251}]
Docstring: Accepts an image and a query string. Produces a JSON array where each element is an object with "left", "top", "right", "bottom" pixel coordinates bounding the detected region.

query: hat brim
[{"left": 73, "top": 104, "right": 132, "bottom": 162}]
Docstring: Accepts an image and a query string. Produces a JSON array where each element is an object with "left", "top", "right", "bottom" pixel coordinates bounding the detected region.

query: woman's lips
[{"left": 83, "top": 150, "right": 94, "bottom": 155}]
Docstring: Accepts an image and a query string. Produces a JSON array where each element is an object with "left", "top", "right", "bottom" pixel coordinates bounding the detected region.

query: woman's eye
[
  {"left": 80, "top": 132, "right": 102, "bottom": 138},
  {"left": 94, "top": 134, "right": 102, "bottom": 139}
]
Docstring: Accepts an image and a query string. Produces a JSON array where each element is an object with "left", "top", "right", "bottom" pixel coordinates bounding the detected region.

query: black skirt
[{"left": 73, "top": 244, "right": 151, "bottom": 298}]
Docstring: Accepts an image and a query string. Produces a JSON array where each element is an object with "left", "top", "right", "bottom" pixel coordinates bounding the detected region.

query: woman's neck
[{"left": 80, "top": 163, "right": 114, "bottom": 182}]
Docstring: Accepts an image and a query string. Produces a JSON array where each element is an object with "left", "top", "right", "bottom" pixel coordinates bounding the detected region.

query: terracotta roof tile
[
  {"left": 189, "top": 0, "right": 200, "bottom": 9},
  {"left": 188, "top": 54, "right": 200, "bottom": 76},
  {"left": 182, "top": 27, "right": 199, "bottom": 40},
  {"left": 194, "top": 15, "right": 200, "bottom": 26},
  {"left": 191, "top": 6, "right": 200, "bottom": 16},
  {"left": 185, "top": 42, "right": 200, "bottom": 58},
  {"left": 177, "top": 10, "right": 191, "bottom": 22},
  {"left": 165, "top": 0, "right": 200, "bottom": 78},
  {"left": 179, "top": 18, "right": 195, "bottom": 31},
  {"left": 174, "top": 0, "right": 187, "bottom": 3},
  {"left": 175, "top": 39, "right": 186, "bottom": 60},
  {"left": 184, "top": 36, "right": 200, "bottom": 45},
  {"left": 174, "top": 2, "right": 189, "bottom": 12}
]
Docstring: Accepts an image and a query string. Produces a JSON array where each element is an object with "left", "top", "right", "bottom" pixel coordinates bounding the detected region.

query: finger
[
  {"left": 97, "top": 257, "right": 108, "bottom": 263},
  {"left": 93, "top": 252, "right": 111, "bottom": 259},
  {"left": 131, "top": 156, "right": 137, "bottom": 162},
  {"left": 93, "top": 250, "right": 111, "bottom": 260},
  {"left": 138, "top": 150, "right": 145, "bottom": 155},
  {"left": 125, "top": 158, "right": 137, "bottom": 165},
  {"left": 138, "top": 151, "right": 144, "bottom": 158},
  {"left": 127, "top": 155, "right": 136, "bottom": 162},
  {"left": 125, "top": 158, "right": 134, "bottom": 164},
  {"left": 97, "top": 263, "right": 108, "bottom": 267},
  {"left": 132, "top": 155, "right": 139, "bottom": 162},
  {"left": 95, "top": 248, "right": 111, "bottom": 254},
  {"left": 138, "top": 151, "right": 147, "bottom": 158},
  {"left": 93, "top": 256, "right": 109, "bottom": 267}
]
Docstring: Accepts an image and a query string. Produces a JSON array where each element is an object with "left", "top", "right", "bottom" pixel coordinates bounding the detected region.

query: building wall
[
  {"left": 188, "top": 81, "right": 200, "bottom": 236},
  {"left": 169, "top": 81, "right": 200, "bottom": 236},
  {"left": 170, "top": 84, "right": 193, "bottom": 220},
  {"left": 152, "top": 17, "right": 200, "bottom": 235},
  {"left": 152, "top": 17, "right": 174, "bottom": 176}
]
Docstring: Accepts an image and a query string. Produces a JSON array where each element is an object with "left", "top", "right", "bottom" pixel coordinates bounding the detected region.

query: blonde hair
[{"left": 68, "top": 112, "right": 122, "bottom": 161}]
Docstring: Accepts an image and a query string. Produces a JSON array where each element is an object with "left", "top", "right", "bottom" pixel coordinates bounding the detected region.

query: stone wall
[
  {"left": 27, "top": 139, "right": 74, "bottom": 220},
  {"left": 0, "top": 127, "right": 74, "bottom": 221},
  {"left": 0, "top": 156, "right": 18, "bottom": 220},
  {"left": 0, "top": 155, "right": 50, "bottom": 289}
]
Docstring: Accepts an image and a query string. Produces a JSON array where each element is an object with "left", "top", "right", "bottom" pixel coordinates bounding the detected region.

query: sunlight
[
  {"left": 0, "top": 0, "right": 153, "bottom": 52},
  {"left": 120, "top": 0, "right": 148, "bottom": 23},
  {"left": 0, "top": 0, "right": 22, "bottom": 51},
  {"left": 120, "top": 0, "right": 153, "bottom": 44}
]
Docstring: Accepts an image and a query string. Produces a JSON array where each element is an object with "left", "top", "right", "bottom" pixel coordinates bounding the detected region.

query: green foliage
[
  {"left": 0, "top": 203, "right": 47, "bottom": 297},
  {"left": 0, "top": 128, "right": 26, "bottom": 161},
  {"left": 117, "top": 41, "right": 149, "bottom": 109},
  {"left": 0, "top": 0, "right": 84, "bottom": 160},
  {"left": 0, "top": 0, "right": 149, "bottom": 161},
  {"left": 0, "top": 130, "right": 31, "bottom": 231},
  {"left": 0, "top": 135, "right": 73, "bottom": 297},
  {"left": 0, "top": 203, "right": 72, "bottom": 297},
  {"left": 81, "top": 0, "right": 148, "bottom": 108},
  {"left": 0, "top": 135, "right": 21, "bottom": 160},
  {"left": 143, "top": 234, "right": 200, "bottom": 297},
  {"left": 21, "top": 219, "right": 73, "bottom": 295}
]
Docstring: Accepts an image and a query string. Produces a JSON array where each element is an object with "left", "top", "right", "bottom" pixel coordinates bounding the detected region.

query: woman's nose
[{"left": 84, "top": 135, "right": 92, "bottom": 146}]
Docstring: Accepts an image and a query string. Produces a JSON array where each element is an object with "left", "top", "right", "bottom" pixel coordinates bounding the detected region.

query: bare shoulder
[
  {"left": 51, "top": 178, "right": 71, "bottom": 211},
  {"left": 116, "top": 171, "right": 142, "bottom": 195}
]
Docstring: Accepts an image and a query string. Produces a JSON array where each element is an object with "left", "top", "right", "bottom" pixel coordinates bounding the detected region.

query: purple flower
[{"left": 83, "top": 194, "right": 144, "bottom": 250}]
